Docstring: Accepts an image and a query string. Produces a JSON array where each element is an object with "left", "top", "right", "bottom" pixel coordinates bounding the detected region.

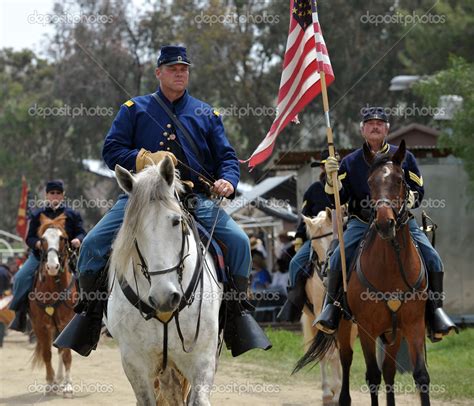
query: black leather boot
[
  {"left": 277, "top": 272, "right": 308, "bottom": 322},
  {"left": 313, "top": 266, "right": 343, "bottom": 334},
  {"left": 9, "top": 298, "right": 28, "bottom": 333},
  {"left": 223, "top": 275, "right": 272, "bottom": 357},
  {"left": 426, "top": 271, "right": 459, "bottom": 343},
  {"left": 54, "top": 272, "right": 106, "bottom": 356}
]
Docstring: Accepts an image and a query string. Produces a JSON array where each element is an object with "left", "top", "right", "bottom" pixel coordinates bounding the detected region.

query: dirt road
[{"left": 0, "top": 331, "right": 465, "bottom": 405}]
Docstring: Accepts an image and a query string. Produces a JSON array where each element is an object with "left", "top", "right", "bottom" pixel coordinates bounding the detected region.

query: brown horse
[
  {"left": 29, "top": 214, "right": 77, "bottom": 396},
  {"left": 296, "top": 141, "right": 430, "bottom": 406}
]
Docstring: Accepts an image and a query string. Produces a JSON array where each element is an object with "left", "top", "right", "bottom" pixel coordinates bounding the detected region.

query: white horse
[
  {"left": 300, "top": 209, "right": 357, "bottom": 405},
  {"left": 106, "top": 158, "right": 223, "bottom": 406}
]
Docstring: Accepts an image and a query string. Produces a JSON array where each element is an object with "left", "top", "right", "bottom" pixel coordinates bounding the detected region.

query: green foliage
[{"left": 399, "top": 0, "right": 474, "bottom": 74}]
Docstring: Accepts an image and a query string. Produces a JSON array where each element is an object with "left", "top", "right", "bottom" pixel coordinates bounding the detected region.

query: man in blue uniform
[
  {"left": 66, "top": 45, "right": 270, "bottom": 356},
  {"left": 315, "top": 107, "right": 458, "bottom": 342},
  {"left": 9, "top": 180, "right": 85, "bottom": 332},
  {"left": 277, "top": 150, "right": 332, "bottom": 322}
]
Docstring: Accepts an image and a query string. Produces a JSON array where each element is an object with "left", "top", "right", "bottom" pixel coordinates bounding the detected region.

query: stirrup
[
  {"left": 313, "top": 302, "right": 340, "bottom": 335},
  {"left": 428, "top": 308, "right": 459, "bottom": 342},
  {"left": 227, "top": 311, "right": 272, "bottom": 357}
]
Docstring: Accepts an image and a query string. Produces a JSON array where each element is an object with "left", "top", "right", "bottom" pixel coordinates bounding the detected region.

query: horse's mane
[
  {"left": 112, "top": 165, "right": 184, "bottom": 275},
  {"left": 38, "top": 213, "right": 67, "bottom": 237}
]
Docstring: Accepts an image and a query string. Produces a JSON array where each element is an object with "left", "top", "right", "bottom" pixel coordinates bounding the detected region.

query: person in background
[{"left": 277, "top": 151, "right": 333, "bottom": 322}]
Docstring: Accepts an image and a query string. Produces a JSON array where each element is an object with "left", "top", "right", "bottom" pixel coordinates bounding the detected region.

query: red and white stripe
[{"left": 245, "top": 0, "right": 334, "bottom": 169}]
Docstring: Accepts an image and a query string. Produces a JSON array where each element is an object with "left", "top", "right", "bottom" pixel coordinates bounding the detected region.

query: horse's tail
[
  {"left": 31, "top": 339, "right": 44, "bottom": 369},
  {"left": 293, "top": 330, "right": 336, "bottom": 374}
]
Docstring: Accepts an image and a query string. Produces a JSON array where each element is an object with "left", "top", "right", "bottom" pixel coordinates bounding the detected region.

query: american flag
[{"left": 246, "top": 0, "right": 334, "bottom": 169}]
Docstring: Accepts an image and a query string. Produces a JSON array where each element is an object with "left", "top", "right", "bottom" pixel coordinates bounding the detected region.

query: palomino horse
[
  {"left": 29, "top": 214, "right": 77, "bottom": 396},
  {"left": 106, "top": 158, "right": 222, "bottom": 406},
  {"left": 301, "top": 209, "right": 357, "bottom": 405},
  {"left": 296, "top": 140, "right": 430, "bottom": 406}
]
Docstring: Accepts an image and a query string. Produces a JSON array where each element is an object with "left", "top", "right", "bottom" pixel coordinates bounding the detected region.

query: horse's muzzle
[
  {"left": 46, "top": 262, "right": 60, "bottom": 276},
  {"left": 148, "top": 291, "right": 182, "bottom": 313},
  {"left": 375, "top": 218, "right": 396, "bottom": 240}
]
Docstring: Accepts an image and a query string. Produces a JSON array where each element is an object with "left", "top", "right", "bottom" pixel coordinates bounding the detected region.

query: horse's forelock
[
  {"left": 368, "top": 154, "right": 392, "bottom": 175},
  {"left": 38, "top": 213, "right": 67, "bottom": 237}
]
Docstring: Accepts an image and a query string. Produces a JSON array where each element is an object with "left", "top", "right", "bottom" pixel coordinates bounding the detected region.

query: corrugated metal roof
[{"left": 225, "top": 174, "right": 294, "bottom": 216}]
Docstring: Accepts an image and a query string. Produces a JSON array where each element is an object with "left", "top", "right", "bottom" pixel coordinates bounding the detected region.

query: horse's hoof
[
  {"left": 62, "top": 382, "right": 74, "bottom": 398},
  {"left": 323, "top": 390, "right": 339, "bottom": 405},
  {"left": 45, "top": 383, "right": 59, "bottom": 395}
]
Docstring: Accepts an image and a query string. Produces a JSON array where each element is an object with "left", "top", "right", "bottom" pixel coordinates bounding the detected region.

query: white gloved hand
[
  {"left": 324, "top": 156, "right": 339, "bottom": 182},
  {"left": 407, "top": 190, "right": 417, "bottom": 209},
  {"left": 294, "top": 237, "right": 303, "bottom": 252},
  {"left": 324, "top": 156, "right": 342, "bottom": 193}
]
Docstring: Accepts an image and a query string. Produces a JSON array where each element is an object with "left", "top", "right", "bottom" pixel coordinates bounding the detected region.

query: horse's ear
[
  {"left": 39, "top": 213, "right": 48, "bottom": 225},
  {"left": 325, "top": 207, "right": 332, "bottom": 221},
  {"left": 302, "top": 214, "right": 311, "bottom": 227},
  {"left": 363, "top": 142, "right": 375, "bottom": 166},
  {"left": 115, "top": 165, "right": 135, "bottom": 194},
  {"left": 392, "top": 139, "right": 406, "bottom": 166},
  {"left": 160, "top": 156, "right": 175, "bottom": 186}
]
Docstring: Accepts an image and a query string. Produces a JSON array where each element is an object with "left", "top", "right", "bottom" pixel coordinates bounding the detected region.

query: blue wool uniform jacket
[
  {"left": 26, "top": 205, "right": 86, "bottom": 258},
  {"left": 332, "top": 142, "right": 424, "bottom": 221},
  {"left": 102, "top": 88, "right": 240, "bottom": 193},
  {"left": 295, "top": 178, "right": 333, "bottom": 241}
]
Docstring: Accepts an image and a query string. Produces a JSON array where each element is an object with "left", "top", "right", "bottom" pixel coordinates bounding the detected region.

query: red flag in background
[
  {"left": 245, "top": 0, "right": 334, "bottom": 169},
  {"left": 16, "top": 176, "right": 29, "bottom": 240}
]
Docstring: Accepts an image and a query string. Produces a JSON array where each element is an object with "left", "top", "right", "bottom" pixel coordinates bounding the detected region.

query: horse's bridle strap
[{"left": 310, "top": 231, "right": 333, "bottom": 241}]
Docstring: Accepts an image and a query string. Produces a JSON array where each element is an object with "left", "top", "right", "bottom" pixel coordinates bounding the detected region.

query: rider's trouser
[
  {"left": 9, "top": 254, "right": 40, "bottom": 310},
  {"left": 77, "top": 193, "right": 251, "bottom": 278},
  {"left": 330, "top": 217, "right": 443, "bottom": 275},
  {"left": 288, "top": 240, "right": 312, "bottom": 287}
]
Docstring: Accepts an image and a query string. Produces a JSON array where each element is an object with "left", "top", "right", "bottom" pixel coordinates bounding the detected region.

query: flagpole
[{"left": 319, "top": 70, "right": 348, "bottom": 295}]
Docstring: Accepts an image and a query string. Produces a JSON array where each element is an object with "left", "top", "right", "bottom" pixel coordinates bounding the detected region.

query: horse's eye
[{"left": 172, "top": 216, "right": 181, "bottom": 227}]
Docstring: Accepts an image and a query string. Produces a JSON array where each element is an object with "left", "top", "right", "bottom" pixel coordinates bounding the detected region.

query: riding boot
[
  {"left": 53, "top": 272, "right": 106, "bottom": 356},
  {"left": 276, "top": 272, "right": 308, "bottom": 322},
  {"left": 313, "top": 266, "right": 343, "bottom": 334},
  {"left": 223, "top": 275, "right": 272, "bottom": 357},
  {"left": 9, "top": 298, "right": 28, "bottom": 333},
  {"left": 426, "top": 271, "right": 459, "bottom": 343}
]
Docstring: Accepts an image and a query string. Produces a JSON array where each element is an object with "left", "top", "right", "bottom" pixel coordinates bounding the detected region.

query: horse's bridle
[
  {"left": 133, "top": 218, "right": 191, "bottom": 286},
  {"left": 372, "top": 172, "right": 411, "bottom": 231},
  {"left": 117, "top": 211, "right": 206, "bottom": 372},
  {"left": 33, "top": 232, "right": 75, "bottom": 320},
  {"left": 39, "top": 233, "right": 69, "bottom": 278}
]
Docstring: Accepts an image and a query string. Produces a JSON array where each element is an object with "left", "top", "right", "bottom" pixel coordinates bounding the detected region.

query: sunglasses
[{"left": 47, "top": 190, "right": 64, "bottom": 195}]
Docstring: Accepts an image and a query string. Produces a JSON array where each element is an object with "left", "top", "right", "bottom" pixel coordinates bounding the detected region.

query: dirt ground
[{"left": 0, "top": 331, "right": 467, "bottom": 406}]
